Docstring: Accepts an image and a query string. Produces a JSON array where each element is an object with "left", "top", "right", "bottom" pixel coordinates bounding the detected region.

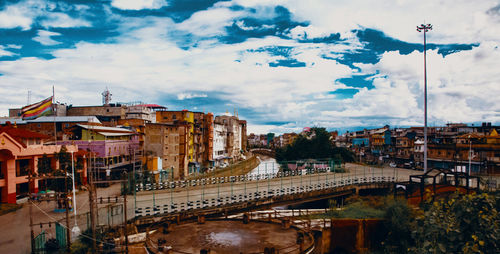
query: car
[
  {"left": 389, "top": 162, "right": 397, "bottom": 168},
  {"left": 403, "top": 162, "right": 414, "bottom": 169}
]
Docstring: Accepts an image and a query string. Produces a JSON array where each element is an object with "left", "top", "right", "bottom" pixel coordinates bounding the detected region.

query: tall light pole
[{"left": 417, "top": 23, "right": 432, "bottom": 173}]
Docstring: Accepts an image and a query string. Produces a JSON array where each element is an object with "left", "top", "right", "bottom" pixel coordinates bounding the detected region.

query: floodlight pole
[{"left": 417, "top": 23, "right": 432, "bottom": 174}]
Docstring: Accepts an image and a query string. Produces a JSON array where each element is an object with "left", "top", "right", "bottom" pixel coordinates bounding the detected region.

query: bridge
[
  {"left": 133, "top": 164, "right": 418, "bottom": 218},
  {"left": 250, "top": 148, "right": 275, "bottom": 157}
]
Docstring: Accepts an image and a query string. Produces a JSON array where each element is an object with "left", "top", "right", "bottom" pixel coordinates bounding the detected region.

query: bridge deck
[{"left": 133, "top": 164, "right": 415, "bottom": 218}]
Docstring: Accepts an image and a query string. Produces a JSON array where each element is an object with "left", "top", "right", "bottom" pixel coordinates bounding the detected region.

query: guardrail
[
  {"left": 134, "top": 174, "right": 395, "bottom": 218},
  {"left": 135, "top": 167, "right": 334, "bottom": 192}
]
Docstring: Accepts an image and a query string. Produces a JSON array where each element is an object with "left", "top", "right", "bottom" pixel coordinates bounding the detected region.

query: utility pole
[
  {"left": 29, "top": 173, "right": 35, "bottom": 254},
  {"left": 88, "top": 154, "right": 97, "bottom": 252},
  {"left": 64, "top": 176, "right": 71, "bottom": 251},
  {"left": 417, "top": 23, "right": 432, "bottom": 174},
  {"left": 122, "top": 172, "right": 129, "bottom": 254}
]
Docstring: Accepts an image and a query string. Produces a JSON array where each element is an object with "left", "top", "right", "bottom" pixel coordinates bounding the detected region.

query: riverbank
[{"left": 188, "top": 155, "right": 260, "bottom": 180}]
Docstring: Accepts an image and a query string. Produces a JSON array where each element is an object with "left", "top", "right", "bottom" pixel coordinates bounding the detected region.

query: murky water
[
  {"left": 206, "top": 231, "right": 242, "bottom": 246},
  {"left": 247, "top": 157, "right": 280, "bottom": 176}
]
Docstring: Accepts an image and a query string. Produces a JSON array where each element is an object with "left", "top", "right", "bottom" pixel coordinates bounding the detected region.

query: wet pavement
[{"left": 148, "top": 219, "right": 310, "bottom": 254}]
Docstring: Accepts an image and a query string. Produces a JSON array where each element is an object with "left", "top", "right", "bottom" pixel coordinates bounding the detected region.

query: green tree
[
  {"left": 275, "top": 127, "right": 354, "bottom": 163},
  {"left": 56, "top": 145, "right": 72, "bottom": 173},
  {"left": 37, "top": 153, "right": 52, "bottom": 175},
  {"left": 410, "top": 192, "right": 499, "bottom": 254},
  {"left": 382, "top": 198, "right": 414, "bottom": 253}
]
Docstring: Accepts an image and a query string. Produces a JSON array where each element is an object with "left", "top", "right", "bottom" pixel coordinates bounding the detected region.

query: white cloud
[
  {"left": 0, "top": 1, "right": 499, "bottom": 132},
  {"left": 0, "top": 46, "right": 17, "bottom": 57},
  {"left": 177, "top": 93, "right": 208, "bottom": 100},
  {"left": 0, "top": 1, "right": 34, "bottom": 30},
  {"left": 111, "top": 0, "right": 167, "bottom": 10},
  {"left": 33, "top": 30, "right": 62, "bottom": 46},
  {"left": 0, "top": 0, "right": 92, "bottom": 30},
  {"left": 40, "top": 13, "right": 91, "bottom": 28},
  {"left": 234, "top": 0, "right": 500, "bottom": 44},
  {"left": 176, "top": 7, "right": 241, "bottom": 37}
]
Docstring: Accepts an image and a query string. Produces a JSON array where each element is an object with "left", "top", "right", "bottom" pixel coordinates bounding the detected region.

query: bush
[
  {"left": 410, "top": 192, "right": 499, "bottom": 253},
  {"left": 382, "top": 198, "right": 414, "bottom": 253}
]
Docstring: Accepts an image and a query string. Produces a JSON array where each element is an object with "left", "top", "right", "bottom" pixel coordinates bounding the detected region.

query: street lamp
[{"left": 417, "top": 23, "right": 432, "bottom": 174}]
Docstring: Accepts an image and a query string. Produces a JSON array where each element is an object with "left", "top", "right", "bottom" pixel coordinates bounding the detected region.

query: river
[{"left": 247, "top": 156, "right": 280, "bottom": 176}]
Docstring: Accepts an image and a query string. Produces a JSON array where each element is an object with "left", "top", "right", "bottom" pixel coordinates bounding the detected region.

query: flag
[{"left": 21, "top": 96, "right": 53, "bottom": 120}]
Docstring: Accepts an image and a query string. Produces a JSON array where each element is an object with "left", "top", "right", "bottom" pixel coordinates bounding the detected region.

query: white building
[{"left": 213, "top": 122, "right": 227, "bottom": 166}]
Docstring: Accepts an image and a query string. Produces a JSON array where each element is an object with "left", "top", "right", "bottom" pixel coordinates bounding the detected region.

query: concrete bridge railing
[{"left": 134, "top": 172, "right": 396, "bottom": 218}]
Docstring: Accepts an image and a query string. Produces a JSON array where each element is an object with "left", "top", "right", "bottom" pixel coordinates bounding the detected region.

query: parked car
[
  {"left": 389, "top": 162, "right": 397, "bottom": 168},
  {"left": 403, "top": 162, "right": 414, "bottom": 169}
]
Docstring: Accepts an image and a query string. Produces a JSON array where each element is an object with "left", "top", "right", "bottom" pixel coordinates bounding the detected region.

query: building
[
  {"left": 214, "top": 114, "right": 247, "bottom": 159},
  {"left": 0, "top": 124, "right": 82, "bottom": 203},
  {"left": 0, "top": 116, "right": 101, "bottom": 142},
  {"left": 144, "top": 123, "right": 188, "bottom": 180},
  {"left": 155, "top": 110, "right": 215, "bottom": 175},
  {"left": 213, "top": 122, "right": 228, "bottom": 166},
  {"left": 58, "top": 124, "right": 140, "bottom": 180}
]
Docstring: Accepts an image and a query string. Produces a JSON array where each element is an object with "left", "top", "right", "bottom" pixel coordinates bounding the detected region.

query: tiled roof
[{"left": 0, "top": 125, "right": 49, "bottom": 147}]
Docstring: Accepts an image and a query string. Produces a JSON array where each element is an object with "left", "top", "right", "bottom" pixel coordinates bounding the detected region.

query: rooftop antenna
[{"left": 102, "top": 87, "right": 112, "bottom": 105}]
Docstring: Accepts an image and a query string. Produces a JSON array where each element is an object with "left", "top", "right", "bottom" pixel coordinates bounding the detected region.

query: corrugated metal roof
[
  {"left": 97, "top": 132, "right": 134, "bottom": 136},
  {"left": 77, "top": 124, "right": 135, "bottom": 133},
  {"left": 0, "top": 116, "right": 101, "bottom": 124}
]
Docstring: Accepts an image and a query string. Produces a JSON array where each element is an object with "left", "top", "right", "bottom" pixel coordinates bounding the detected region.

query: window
[
  {"left": 16, "top": 159, "right": 30, "bottom": 177},
  {"left": 173, "top": 114, "right": 177, "bottom": 120}
]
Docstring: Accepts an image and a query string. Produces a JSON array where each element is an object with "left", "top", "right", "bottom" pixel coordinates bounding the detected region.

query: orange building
[{"left": 0, "top": 124, "right": 82, "bottom": 203}]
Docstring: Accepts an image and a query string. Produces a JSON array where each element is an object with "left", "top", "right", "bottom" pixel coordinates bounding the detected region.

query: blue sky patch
[
  {"left": 221, "top": 6, "right": 308, "bottom": 44},
  {"left": 268, "top": 59, "right": 306, "bottom": 68},
  {"left": 336, "top": 74, "right": 375, "bottom": 89},
  {"left": 329, "top": 88, "right": 359, "bottom": 99}
]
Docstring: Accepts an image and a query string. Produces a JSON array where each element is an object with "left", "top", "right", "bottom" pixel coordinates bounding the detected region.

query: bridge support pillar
[
  {"left": 197, "top": 215, "right": 205, "bottom": 224},
  {"left": 282, "top": 218, "right": 291, "bottom": 229},
  {"left": 243, "top": 213, "right": 250, "bottom": 224}
]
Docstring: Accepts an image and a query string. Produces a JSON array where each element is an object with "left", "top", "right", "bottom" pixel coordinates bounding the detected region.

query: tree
[
  {"left": 410, "top": 192, "right": 499, "bottom": 253},
  {"left": 382, "top": 199, "right": 414, "bottom": 253},
  {"left": 56, "top": 145, "right": 72, "bottom": 173},
  {"left": 275, "top": 127, "right": 354, "bottom": 163},
  {"left": 37, "top": 153, "right": 52, "bottom": 175}
]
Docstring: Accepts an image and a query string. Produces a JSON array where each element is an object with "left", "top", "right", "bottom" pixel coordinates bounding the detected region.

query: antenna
[{"left": 102, "top": 87, "right": 112, "bottom": 105}]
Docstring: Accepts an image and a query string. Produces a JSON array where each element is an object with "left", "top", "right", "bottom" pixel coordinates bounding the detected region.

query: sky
[{"left": 0, "top": 0, "right": 499, "bottom": 134}]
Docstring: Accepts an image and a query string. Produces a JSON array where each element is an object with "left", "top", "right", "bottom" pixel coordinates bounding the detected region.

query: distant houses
[{"left": 250, "top": 123, "right": 500, "bottom": 175}]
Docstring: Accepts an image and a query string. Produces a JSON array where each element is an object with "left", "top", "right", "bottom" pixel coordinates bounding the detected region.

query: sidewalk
[{"left": 0, "top": 184, "right": 122, "bottom": 254}]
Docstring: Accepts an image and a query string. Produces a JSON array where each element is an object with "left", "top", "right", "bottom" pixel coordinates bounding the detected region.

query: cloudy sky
[{"left": 0, "top": 0, "right": 499, "bottom": 134}]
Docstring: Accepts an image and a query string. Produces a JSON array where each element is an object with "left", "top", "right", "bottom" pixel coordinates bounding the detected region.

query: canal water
[{"left": 247, "top": 156, "right": 280, "bottom": 176}]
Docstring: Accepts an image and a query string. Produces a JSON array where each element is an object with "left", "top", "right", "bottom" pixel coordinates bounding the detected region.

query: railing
[
  {"left": 135, "top": 168, "right": 332, "bottom": 192},
  {"left": 134, "top": 168, "right": 395, "bottom": 217}
]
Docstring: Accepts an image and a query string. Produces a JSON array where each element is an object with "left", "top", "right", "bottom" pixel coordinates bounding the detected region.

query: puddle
[{"left": 206, "top": 231, "right": 242, "bottom": 246}]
